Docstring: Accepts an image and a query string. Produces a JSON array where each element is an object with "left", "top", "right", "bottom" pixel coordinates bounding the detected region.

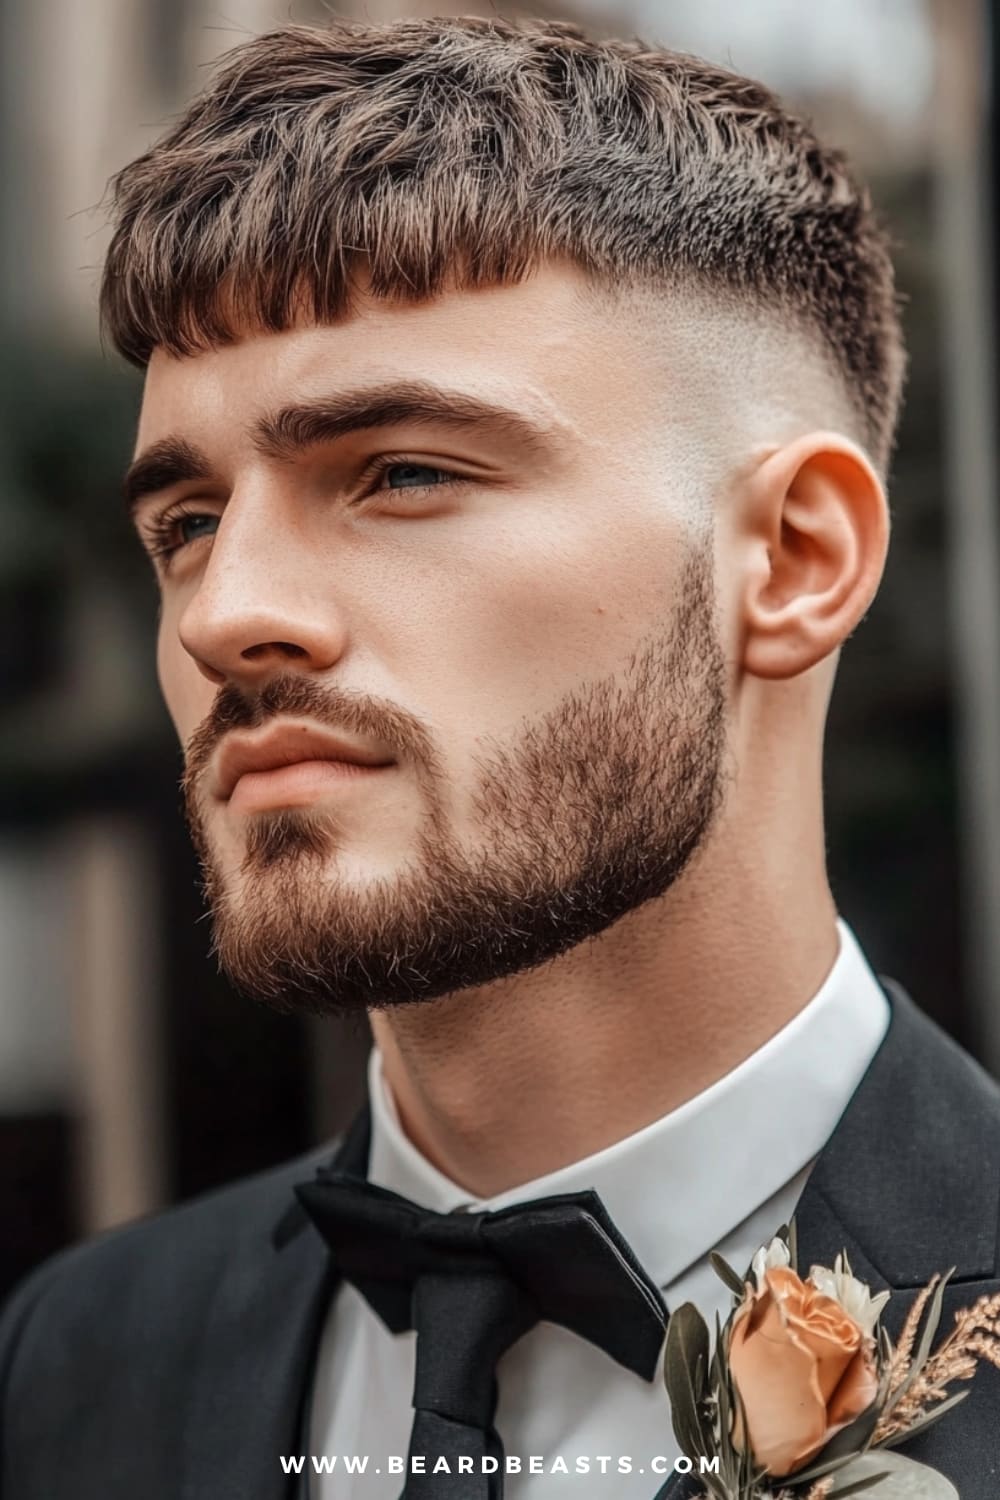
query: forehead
[{"left": 135, "top": 264, "right": 682, "bottom": 456}]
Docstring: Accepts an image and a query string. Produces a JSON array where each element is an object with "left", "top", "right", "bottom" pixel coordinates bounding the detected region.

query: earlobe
[{"left": 740, "top": 433, "right": 889, "bottom": 682}]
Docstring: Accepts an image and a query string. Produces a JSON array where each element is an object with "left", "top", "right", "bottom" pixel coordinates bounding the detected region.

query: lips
[{"left": 212, "top": 723, "right": 395, "bottom": 802}]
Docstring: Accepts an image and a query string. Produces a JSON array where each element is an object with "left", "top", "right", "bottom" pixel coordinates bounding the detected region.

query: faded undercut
[{"left": 101, "top": 15, "right": 906, "bottom": 471}]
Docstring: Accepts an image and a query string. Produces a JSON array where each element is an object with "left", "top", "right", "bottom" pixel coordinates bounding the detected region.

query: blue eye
[
  {"left": 143, "top": 504, "right": 220, "bottom": 567},
  {"left": 178, "top": 513, "right": 219, "bottom": 543},
  {"left": 383, "top": 463, "right": 449, "bottom": 490}
]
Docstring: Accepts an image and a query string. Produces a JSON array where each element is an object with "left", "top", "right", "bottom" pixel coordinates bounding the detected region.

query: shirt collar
[{"left": 366, "top": 916, "right": 890, "bottom": 1288}]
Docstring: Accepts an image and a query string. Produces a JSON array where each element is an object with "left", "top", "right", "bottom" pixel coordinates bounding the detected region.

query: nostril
[{"left": 241, "top": 641, "right": 309, "bottom": 662}]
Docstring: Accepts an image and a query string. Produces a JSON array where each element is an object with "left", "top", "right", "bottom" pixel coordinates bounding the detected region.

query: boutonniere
[{"left": 664, "top": 1218, "right": 1000, "bottom": 1498}]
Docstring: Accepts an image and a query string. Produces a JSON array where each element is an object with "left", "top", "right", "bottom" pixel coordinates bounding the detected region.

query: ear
[{"left": 738, "top": 432, "right": 889, "bottom": 681}]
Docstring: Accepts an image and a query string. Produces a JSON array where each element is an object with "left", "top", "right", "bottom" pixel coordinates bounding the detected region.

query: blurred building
[{"left": 1, "top": 0, "right": 997, "bottom": 1295}]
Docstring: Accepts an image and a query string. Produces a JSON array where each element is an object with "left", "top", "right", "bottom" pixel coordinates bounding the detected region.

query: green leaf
[
  {"left": 791, "top": 1450, "right": 875, "bottom": 1487},
  {"left": 729, "top": 1369, "right": 756, "bottom": 1488},
  {"left": 788, "top": 1215, "right": 799, "bottom": 1274},
  {"left": 715, "top": 1358, "right": 733, "bottom": 1459},
  {"left": 877, "top": 1389, "right": 970, "bottom": 1451},
  {"left": 828, "top": 1471, "right": 892, "bottom": 1498},
  {"left": 883, "top": 1270, "right": 955, "bottom": 1415},
  {"left": 663, "top": 1302, "right": 712, "bottom": 1457},
  {"left": 701, "top": 1471, "right": 729, "bottom": 1500},
  {"left": 911, "top": 1268, "right": 955, "bottom": 1371},
  {"left": 709, "top": 1250, "right": 747, "bottom": 1298},
  {"left": 821, "top": 1451, "right": 958, "bottom": 1498}
]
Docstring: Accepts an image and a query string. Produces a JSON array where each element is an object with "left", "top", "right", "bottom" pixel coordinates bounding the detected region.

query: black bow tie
[{"left": 295, "top": 1169, "right": 669, "bottom": 1500}]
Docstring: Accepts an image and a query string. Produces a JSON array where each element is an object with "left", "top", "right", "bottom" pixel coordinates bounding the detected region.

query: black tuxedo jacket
[{"left": 2, "top": 978, "right": 1000, "bottom": 1498}]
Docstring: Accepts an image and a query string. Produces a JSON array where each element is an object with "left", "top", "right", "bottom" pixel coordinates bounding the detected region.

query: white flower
[
  {"left": 808, "top": 1251, "right": 891, "bottom": 1336},
  {"left": 749, "top": 1234, "right": 791, "bottom": 1293}
]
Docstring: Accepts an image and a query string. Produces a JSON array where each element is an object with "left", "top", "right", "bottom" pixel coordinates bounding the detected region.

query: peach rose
[{"left": 728, "top": 1264, "right": 880, "bottom": 1477}]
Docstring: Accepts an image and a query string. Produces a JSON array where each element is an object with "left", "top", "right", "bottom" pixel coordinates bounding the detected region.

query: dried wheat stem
[
  {"left": 884, "top": 1274, "right": 940, "bottom": 1397},
  {"left": 874, "top": 1285, "right": 1000, "bottom": 1444}
]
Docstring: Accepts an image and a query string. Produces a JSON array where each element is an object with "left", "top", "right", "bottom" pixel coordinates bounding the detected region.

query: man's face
[{"left": 131, "top": 264, "right": 731, "bottom": 1014}]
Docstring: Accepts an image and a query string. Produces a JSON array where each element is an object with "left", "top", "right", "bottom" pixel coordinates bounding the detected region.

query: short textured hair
[{"left": 101, "top": 14, "right": 906, "bottom": 470}]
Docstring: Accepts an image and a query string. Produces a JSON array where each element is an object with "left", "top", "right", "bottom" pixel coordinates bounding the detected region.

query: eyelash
[
  {"left": 141, "top": 455, "right": 466, "bottom": 567},
  {"left": 143, "top": 502, "right": 214, "bottom": 564}
]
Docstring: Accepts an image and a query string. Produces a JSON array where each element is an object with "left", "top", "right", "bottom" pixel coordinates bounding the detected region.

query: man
[{"left": 2, "top": 12, "right": 998, "bottom": 1498}]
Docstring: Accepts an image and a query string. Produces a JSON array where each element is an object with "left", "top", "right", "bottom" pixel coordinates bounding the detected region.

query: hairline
[
  {"left": 136, "top": 256, "right": 875, "bottom": 465},
  {"left": 129, "top": 264, "right": 879, "bottom": 539}
]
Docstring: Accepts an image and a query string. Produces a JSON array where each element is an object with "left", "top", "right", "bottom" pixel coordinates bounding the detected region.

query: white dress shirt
[{"left": 309, "top": 917, "right": 891, "bottom": 1497}]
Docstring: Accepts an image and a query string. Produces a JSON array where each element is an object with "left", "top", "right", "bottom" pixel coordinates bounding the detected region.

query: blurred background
[{"left": 2, "top": 0, "right": 999, "bottom": 1298}]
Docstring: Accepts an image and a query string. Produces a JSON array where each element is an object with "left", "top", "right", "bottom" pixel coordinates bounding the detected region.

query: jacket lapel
[
  {"left": 178, "top": 980, "right": 1000, "bottom": 1500},
  {"left": 793, "top": 976, "right": 1000, "bottom": 1288},
  {"left": 652, "top": 976, "right": 1000, "bottom": 1499},
  {"left": 178, "top": 1107, "right": 371, "bottom": 1500}
]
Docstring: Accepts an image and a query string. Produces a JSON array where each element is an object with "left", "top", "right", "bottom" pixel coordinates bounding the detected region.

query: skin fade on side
[{"left": 107, "top": 15, "right": 901, "bottom": 1189}]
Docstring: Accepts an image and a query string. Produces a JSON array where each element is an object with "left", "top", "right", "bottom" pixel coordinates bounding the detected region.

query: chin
[{"left": 220, "top": 805, "right": 342, "bottom": 873}]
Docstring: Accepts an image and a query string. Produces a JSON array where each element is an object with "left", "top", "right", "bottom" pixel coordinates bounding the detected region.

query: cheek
[
  {"left": 156, "top": 611, "right": 214, "bottom": 745},
  {"left": 375, "top": 499, "right": 691, "bottom": 780},
  {"left": 427, "top": 504, "right": 687, "bottom": 707}
]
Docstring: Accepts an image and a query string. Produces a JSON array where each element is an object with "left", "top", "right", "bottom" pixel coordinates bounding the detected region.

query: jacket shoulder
[{"left": 0, "top": 1138, "right": 337, "bottom": 1396}]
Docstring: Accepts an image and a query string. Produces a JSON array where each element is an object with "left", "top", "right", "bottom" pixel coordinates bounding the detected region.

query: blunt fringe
[{"left": 101, "top": 15, "right": 906, "bottom": 468}]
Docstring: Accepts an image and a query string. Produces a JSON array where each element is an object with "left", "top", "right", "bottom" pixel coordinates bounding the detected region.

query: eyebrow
[
  {"left": 124, "top": 381, "right": 564, "bottom": 516},
  {"left": 124, "top": 437, "right": 214, "bottom": 517}
]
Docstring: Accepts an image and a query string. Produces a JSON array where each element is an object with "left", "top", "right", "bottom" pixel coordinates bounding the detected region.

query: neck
[{"left": 369, "top": 791, "right": 839, "bottom": 1199}]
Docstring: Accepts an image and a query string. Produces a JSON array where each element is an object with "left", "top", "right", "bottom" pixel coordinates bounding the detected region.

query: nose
[{"left": 177, "top": 491, "right": 347, "bottom": 687}]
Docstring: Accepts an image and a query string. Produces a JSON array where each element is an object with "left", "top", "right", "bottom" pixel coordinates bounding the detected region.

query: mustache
[{"left": 182, "top": 673, "right": 434, "bottom": 784}]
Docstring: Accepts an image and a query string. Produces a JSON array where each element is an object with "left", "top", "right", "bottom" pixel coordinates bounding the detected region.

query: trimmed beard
[{"left": 183, "top": 542, "right": 730, "bottom": 1016}]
